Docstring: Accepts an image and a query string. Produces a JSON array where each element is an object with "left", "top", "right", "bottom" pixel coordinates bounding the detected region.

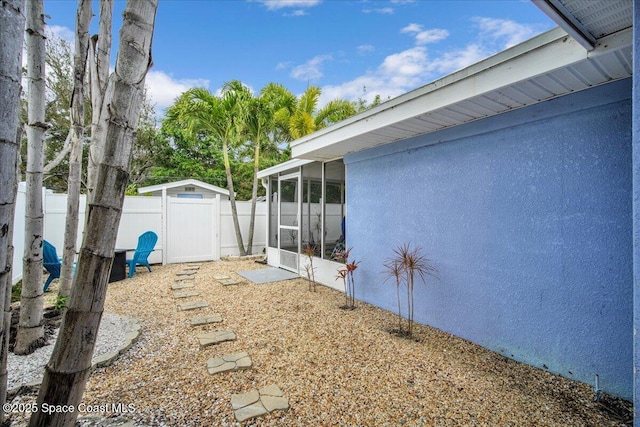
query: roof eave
[{"left": 290, "top": 26, "right": 631, "bottom": 161}]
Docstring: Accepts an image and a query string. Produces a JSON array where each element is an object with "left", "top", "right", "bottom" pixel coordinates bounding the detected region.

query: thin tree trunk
[
  {"left": 59, "top": 0, "right": 91, "bottom": 299},
  {"left": 222, "top": 141, "right": 247, "bottom": 256},
  {"left": 0, "top": 2, "right": 26, "bottom": 418},
  {"left": 86, "top": 0, "right": 113, "bottom": 203},
  {"left": 29, "top": 1, "right": 157, "bottom": 424},
  {"left": 247, "top": 141, "right": 260, "bottom": 254},
  {"left": 43, "top": 132, "right": 71, "bottom": 174},
  {"left": 15, "top": 0, "right": 46, "bottom": 355}
]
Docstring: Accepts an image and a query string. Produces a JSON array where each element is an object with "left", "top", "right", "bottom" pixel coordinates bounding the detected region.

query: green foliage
[
  {"left": 54, "top": 294, "right": 68, "bottom": 311},
  {"left": 11, "top": 281, "right": 22, "bottom": 304}
]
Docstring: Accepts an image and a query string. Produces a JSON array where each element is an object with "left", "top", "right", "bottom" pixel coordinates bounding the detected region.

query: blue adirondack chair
[
  {"left": 43, "top": 240, "right": 69, "bottom": 292},
  {"left": 126, "top": 231, "right": 158, "bottom": 278}
]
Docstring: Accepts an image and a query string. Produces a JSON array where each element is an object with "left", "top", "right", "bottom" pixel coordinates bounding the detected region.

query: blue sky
[{"left": 44, "top": 0, "right": 556, "bottom": 115}]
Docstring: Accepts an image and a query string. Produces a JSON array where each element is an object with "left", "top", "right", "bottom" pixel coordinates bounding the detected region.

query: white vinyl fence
[{"left": 11, "top": 183, "right": 266, "bottom": 284}]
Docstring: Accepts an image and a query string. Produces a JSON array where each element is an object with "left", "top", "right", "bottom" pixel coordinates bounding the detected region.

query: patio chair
[
  {"left": 43, "top": 240, "right": 75, "bottom": 292},
  {"left": 330, "top": 217, "right": 346, "bottom": 260},
  {"left": 126, "top": 231, "right": 158, "bottom": 278}
]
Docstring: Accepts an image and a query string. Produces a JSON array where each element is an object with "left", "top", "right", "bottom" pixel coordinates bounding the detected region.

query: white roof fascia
[
  {"left": 290, "top": 27, "right": 629, "bottom": 161},
  {"left": 532, "top": 0, "right": 596, "bottom": 50},
  {"left": 138, "top": 178, "right": 230, "bottom": 196},
  {"left": 257, "top": 159, "right": 315, "bottom": 179}
]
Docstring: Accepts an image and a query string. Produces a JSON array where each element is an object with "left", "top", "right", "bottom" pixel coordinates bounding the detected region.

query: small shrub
[
  {"left": 384, "top": 243, "right": 437, "bottom": 337},
  {"left": 54, "top": 294, "right": 68, "bottom": 311},
  {"left": 11, "top": 281, "right": 22, "bottom": 304},
  {"left": 303, "top": 244, "right": 317, "bottom": 292},
  {"left": 336, "top": 248, "right": 359, "bottom": 309}
]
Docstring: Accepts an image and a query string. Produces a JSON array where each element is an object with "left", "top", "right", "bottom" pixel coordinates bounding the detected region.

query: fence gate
[{"left": 166, "top": 197, "right": 218, "bottom": 264}]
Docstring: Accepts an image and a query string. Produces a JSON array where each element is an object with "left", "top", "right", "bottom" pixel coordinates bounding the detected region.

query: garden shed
[
  {"left": 259, "top": 0, "right": 638, "bottom": 413},
  {"left": 137, "top": 178, "right": 230, "bottom": 200}
]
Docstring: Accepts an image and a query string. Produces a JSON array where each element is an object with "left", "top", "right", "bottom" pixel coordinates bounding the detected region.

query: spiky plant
[
  {"left": 383, "top": 258, "right": 405, "bottom": 333},
  {"left": 393, "top": 243, "right": 437, "bottom": 337},
  {"left": 303, "top": 244, "right": 317, "bottom": 292}
]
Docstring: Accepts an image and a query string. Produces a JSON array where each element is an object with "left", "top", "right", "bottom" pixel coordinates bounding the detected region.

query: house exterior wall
[
  {"left": 632, "top": 1, "right": 639, "bottom": 420},
  {"left": 344, "top": 78, "right": 633, "bottom": 399}
]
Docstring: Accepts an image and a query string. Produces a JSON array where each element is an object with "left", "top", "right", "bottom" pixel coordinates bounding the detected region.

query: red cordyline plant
[
  {"left": 384, "top": 243, "right": 437, "bottom": 337},
  {"left": 335, "top": 248, "right": 359, "bottom": 309}
]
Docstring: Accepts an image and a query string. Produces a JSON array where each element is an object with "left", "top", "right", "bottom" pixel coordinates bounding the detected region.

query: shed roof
[
  {"left": 138, "top": 179, "right": 230, "bottom": 196},
  {"left": 289, "top": 0, "right": 633, "bottom": 162}
]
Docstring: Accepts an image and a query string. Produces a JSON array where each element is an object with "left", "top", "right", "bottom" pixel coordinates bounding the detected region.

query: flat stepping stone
[
  {"left": 214, "top": 275, "right": 231, "bottom": 281},
  {"left": 220, "top": 279, "right": 244, "bottom": 286},
  {"left": 190, "top": 314, "right": 223, "bottom": 326},
  {"left": 184, "top": 266, "right": 200, "bottom": 271},
  {"left": 197, "top": 330, "right": 237, "bottom": 347},
  {"left": 176, "top": 271, "right": 196, "bottom": 276},
  {"left": 175, "top": 276, "right": 194, "bottom": 282},
  {"left": 231, "top": 384, "right": 289, "bottom": 422},
  {"left": 171, "top": 283, "right": 195, "bottom": 290},
  {"left": 207, "top": 351, "right": 252, "bottom": 374},
  {"left": 173, "top": 290, "right": 200, "bottom": 299},
  {"left": 178, "top": 300, "right": 209, "bottom": 311},
  {"left": 186, "top": 263, "right": 202, "bottom": 268}
]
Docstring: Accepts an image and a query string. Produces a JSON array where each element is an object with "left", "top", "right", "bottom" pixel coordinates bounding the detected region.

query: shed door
[{"left": 167, "top": 197, "right": 217, "bottom": 263}]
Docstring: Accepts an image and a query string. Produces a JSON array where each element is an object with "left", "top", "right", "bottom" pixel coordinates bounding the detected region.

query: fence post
[
  {"left": 161, "top": 186, "right": 167, "bottom": 265},
  {"left": 214, "top": 194, "right": 221, "bottom": 260}
]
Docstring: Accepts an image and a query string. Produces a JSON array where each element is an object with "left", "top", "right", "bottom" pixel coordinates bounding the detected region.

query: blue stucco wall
[
  {"left": 345, "top": 78, "right": 633, "bottom": 399},
  {"left": 632, "top": 0, "right": 639, "bottom": 421}
]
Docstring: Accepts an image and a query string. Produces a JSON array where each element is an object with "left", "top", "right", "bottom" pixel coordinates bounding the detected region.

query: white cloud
[
  {"left": 473, "top": 17, "right": 542, "bottom": 49},
  {"left": 426, "top": 43, "right": 488, "bottom": 75},
  {"left": 401, "top": 24, "right": 449, "bottom": 45},
  {"left": 257, "top": 0, "right": 320, "bottom": 11},
  {"left": 285, "top": 9, "right": 308, "bottom": 16},
  {"left": 290, "top": 54, "right": 332, "bottom": 81},
  {"left": 145, "top": 70, "right": 209, "bottom": 110},
  {"left": 400, "top": 23, "right": 422, "bottom": 33},
  {"left": 316, "top": 16, "right": 546, "bottom": 108},
  {"left": 357, "top": 44, "right": 375, "bottom": 55},
  {"left": 363, "top": 7, "right": 394, "bottom": 14},
  {"left": 47, "top": 25, "right": 75, "bottom": 44}
]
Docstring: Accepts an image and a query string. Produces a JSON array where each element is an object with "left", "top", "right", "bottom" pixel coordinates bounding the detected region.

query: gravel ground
[
  {"left": 7, "top": 260, "right": 633, "bottom": 426},
  {"left": 7, "top": 313, "right": 129, "bottom": 391}
]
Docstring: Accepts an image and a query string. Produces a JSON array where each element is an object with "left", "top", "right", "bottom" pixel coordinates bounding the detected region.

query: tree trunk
[
  {"left": 247, "top": 141, "right": 260, "bottom": 254},
  {"left": 0, "top": 1, "right": 26, "bottom": 419},
  {"left": 86, "top": 0, "right": 113, "bottom": 203},
  {"left": 15, "top": 0, "right": 47, "bottom": 355},
  {"left": 222, "top": 140, "right": 247, "bottom": 256},
  {"left": 59, "top": 0, "right": 91, "bottom": 299},
  {"left": 29, "top": 1, "right": 157, "bottom": 425}
]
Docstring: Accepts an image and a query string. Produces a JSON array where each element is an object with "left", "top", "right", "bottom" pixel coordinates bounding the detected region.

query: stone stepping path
[
  {"left": 197, "top": 330, "right": 237, "bottom": 347},
  {"left": 190, "top": 314, "right": 223, "bottom": 326},
  {"left": 207, "top": 351, "right": 252, "bottom": 375},
  {"left": 220, "top": 279, "right": 245, "bottom": 286},
  {"left": 214, "top": 275, "right": 231, "bottom": 281},
  {"left": 176, "top": 271, "right": 196, "bottom": 276},
  {"left": 175, "top": 276, "right": 195, "bottom": 282},
  {"left": 173, "top": 290, "right": 200, "bottom": 299},
  {"left": 186, "top": 263, "right": 202, "bottom": 268},
  {"left": 231, "top": 384, "right": 289, "bottom": 422},
  {"left": 171, "top": 283, "right": 194, "bottom": 290},
  {"left": 177, "top": 300, "right": 209, "bottom": 311}
]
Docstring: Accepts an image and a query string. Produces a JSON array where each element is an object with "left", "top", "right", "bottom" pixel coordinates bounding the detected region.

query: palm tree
[
  {"left": 243, "top": 83, "right": 296, "bottom": 253},
  {"left": 166, "top": 86, "right": 248, "bottom": 256},
  {"left": 284, "top": 86, "right": 357, "bottom": 139}
]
